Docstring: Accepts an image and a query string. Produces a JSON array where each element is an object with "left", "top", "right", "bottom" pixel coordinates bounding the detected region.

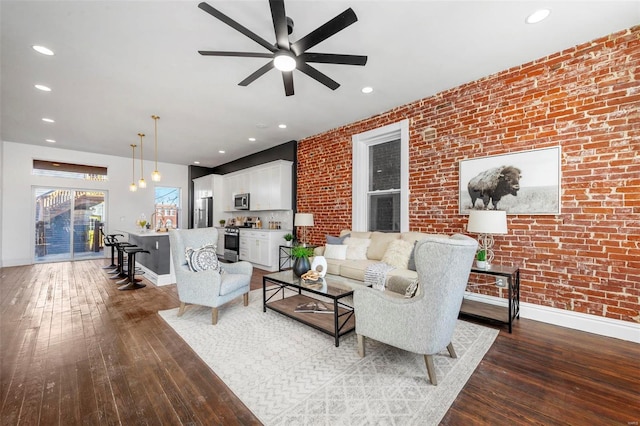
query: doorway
[{"left": 34, "top": 187, "right": 107, "bottom": 262}]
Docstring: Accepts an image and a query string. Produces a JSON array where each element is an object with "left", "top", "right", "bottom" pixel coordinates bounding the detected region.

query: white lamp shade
[
  {"left": 467, "top": 210, "right": 507, "bottom": 234},
  {"left": 294, "top": 213, "right": 314, "bottom": 227}
]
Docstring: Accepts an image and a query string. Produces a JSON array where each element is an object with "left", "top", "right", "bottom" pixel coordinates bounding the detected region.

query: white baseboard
[
  {"left": 135, "top": 262, "right": 175, "bottom": 286},
  {"left": 464, "top": 292, "right": 640, "bottom": 344}
]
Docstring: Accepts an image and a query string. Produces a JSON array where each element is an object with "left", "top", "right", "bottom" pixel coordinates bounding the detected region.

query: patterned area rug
[{"left": 158, "top": 290, "right": 498, "bottom": 425}]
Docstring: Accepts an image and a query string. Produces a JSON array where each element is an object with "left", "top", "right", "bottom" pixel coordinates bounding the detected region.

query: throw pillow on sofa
[
  {"left": 324, "top": 244, "right": 348, "bottom": 260},
  {"left": 381, "top": 239, "right": 414, "bottom": 269},
  {"left": 343, "top": 237, "right": 371, "bottom": 260},
  {"left": 326, "top": 233, "right": 350, "bottom": 245}
]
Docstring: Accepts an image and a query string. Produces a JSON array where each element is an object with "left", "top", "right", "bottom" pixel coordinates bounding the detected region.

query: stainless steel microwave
[{"left": 234, "top": 193, "right": 250, "bottom": 210}]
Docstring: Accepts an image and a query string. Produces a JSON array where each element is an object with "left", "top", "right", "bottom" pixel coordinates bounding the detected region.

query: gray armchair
[
  {"left": 168, "top": 228, "right": 253, "bottom": 324},
  {"left": 353, "top": 234, "right": 477, "bottom": 385}
]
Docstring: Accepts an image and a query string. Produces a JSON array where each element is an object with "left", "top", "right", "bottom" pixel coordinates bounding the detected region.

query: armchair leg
[
  {"left": 424, "top": 355, "right": 437, "bottom": 386},
  {"left": 447, "top": 342, "right": 457, "bottom": 359},
  {"left": 243, "top": 292, "right": 249, "bottom": 306},
  {"left": 177, "top": 302, "right": 186, "bottom": 317},
  {"left": 357, "top": 334, "right": 365, "bottom": 358},
  {"left": 211, "top": 307, "right": 219, "bottom": 325}
]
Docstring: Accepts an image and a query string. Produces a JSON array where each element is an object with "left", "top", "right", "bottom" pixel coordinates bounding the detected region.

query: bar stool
[
  {"left": 118, "top": 247, "right": 150, "bottom": 291},
  {"left": 102, "top": 232, "right": 124, "bottom": 269},
  {"left": 110, "top": 241, "right": 135, "bottom": 279}
]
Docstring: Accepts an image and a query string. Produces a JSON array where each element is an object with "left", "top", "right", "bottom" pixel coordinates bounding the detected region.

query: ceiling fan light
[{"left": 274, "top": 52, "right": 296, "bottom": 71}]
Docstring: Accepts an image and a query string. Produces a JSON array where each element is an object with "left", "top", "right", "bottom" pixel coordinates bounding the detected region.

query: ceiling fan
[{"left": 197, "top": 1, "right": 367, "bottom": 96}]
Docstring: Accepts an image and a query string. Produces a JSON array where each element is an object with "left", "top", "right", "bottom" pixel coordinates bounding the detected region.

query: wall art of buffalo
[{"left": 467, "top": 166, "right": 522, "bottom": 210}]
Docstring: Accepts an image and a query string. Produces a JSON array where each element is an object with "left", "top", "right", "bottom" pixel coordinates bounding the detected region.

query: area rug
[{"left": 158, "top": 290, "right": 498, "bottom": 425}]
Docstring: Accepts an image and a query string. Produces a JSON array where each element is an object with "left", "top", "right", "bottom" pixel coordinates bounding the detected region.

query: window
[
  {"left": 154, "top": 187, "right": 181, "bottom": 229},
  {"left": 352, "top": 120, "right": 409, "bottom": 232}
]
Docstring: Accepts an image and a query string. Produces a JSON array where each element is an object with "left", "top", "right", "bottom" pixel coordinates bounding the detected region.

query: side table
[{"left": 460, "top": 264, "right": 520, "bottom": 333}]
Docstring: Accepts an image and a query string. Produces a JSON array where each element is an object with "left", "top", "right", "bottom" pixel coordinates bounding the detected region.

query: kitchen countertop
[
  {"left": 238, "top": 228, "right": 292, "bottom": 232},
  {"left": 118, "top": 229, "right": 171, "bottom": 237}
]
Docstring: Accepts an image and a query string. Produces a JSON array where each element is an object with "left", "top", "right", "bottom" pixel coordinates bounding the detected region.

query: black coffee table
[{"left": 262, "top": 270, "right": 360, "bottom": 347}]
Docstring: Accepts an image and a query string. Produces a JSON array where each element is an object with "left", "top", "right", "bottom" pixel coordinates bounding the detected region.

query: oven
[{"left": 224, "top": 227, "right": 240, "bottom": 262}]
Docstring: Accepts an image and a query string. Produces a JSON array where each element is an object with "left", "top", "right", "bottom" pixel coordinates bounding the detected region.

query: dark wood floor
[{"left": 1, "top": 260, "right": 638, "bottom": 425}]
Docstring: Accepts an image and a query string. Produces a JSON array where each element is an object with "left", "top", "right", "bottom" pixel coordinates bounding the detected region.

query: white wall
[{"left": 1, "top": 141, "right": 188, "bottom": 267}]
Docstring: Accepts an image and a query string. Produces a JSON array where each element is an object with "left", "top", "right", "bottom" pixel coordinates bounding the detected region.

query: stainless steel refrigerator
[{"left": 194, "top": 196, "right": 213, "bottom": 228}]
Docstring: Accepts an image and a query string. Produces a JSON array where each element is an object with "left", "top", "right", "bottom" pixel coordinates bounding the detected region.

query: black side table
[{"left": 460, "top": 264, "right": 520, "bottom": 333}]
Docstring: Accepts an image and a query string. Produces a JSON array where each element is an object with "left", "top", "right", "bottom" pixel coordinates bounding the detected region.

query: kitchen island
[{"left": 118, "top": 229, "right": 175, "bottom": 286}]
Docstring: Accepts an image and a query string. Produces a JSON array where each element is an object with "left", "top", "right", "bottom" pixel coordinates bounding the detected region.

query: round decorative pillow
[{"left": 185, "top": 244, "right": 220, "bottom": 272}]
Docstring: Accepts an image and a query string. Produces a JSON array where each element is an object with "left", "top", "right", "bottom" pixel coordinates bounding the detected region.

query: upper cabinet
[{"left": 222, "top": 160, "right": 292, "bottom": 212}]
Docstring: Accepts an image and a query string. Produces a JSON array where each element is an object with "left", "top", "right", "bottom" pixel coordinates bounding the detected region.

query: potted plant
[
  {"left": 290, "top": 245, "right": 314, "bottom": 277},
  {"left": 219, "top": 219, "right": 226, "bottom": 227},
  {"left": 476, "top": 249, "right": 487, "bottom": 269},
  {"left": 283, "top": 233, "right": 294, "bottom": 246}
]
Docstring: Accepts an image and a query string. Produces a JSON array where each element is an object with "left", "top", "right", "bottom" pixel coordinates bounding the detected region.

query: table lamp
[
  {"left": 294, "top": 213, "right": 314, "bottom": 247},
  {"left": 466, "top": 210, "right": 507, "bottom": 267}
]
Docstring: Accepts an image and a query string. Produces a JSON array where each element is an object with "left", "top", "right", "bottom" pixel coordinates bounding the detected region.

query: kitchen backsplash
[{"left": 223, "top": 209, "right": 293, "bottom": 230}]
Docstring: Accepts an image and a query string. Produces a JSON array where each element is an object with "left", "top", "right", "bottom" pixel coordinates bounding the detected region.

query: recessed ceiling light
[
  {"left": 35, "top": 84, "right": 52, "bottom": 92},
  {"left": 42, "top": 118, "right": 55, "bottom": 123},
  {"left": 194, "top": 161, "right": 200, "bottom": 164},
  {"left": 526, "top": 9, "right": 550, "bottom": 24},
  {"left": 32, "top": 45, "right": 54, "bottom": 56},
  {"left": 362, "top": 86, "right": 373, "bottom": 94},
  {"left": 219, "top": 150, "right": 225, "bottom": 154},
  {"left": 248, "top": 137, "right": 256, "bottom": 142},
  {"left": 52, "top": 163, "right": 60, "bottom": 167},
  {"left": 278, "top": 124, "right": 287, "bottom": 129},
  {"left": 45, "top": 139, "right": 56, "bottom": 143}
]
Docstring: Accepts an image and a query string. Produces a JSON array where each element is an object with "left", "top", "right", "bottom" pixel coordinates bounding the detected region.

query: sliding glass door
[{"left": 34, "top": 188, "right": 106, "bottom": 262}]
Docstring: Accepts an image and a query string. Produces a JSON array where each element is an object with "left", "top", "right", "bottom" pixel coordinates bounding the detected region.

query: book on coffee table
[{"left": 294, "top": 301, "right": 334, "bottom": 314}]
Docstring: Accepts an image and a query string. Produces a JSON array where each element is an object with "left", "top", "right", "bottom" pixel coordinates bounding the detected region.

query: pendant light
[
  {"left": 151, "top": 115, "right": 161, "bottom": 182},
  {"left": 138, "top": 133, "right": 147, "bottom": 189},
  {"left": 129, "top": 144, "right": 138, "bottom": 192}
]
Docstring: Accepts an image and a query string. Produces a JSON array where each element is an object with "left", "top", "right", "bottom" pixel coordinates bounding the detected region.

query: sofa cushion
[
  {"left": 342, "top": 230, "right": 371, "bottom": 239},
  {"left": 340, "top": 259, "right": 379, "bottom": 281},
  {"left": 381, "top": 239, "right": 414, "bottom": 269},
  {"left": 324, "top": 244, "right": 348, "bottom": 260},
  {"left": 367, "top": 232, "right": 401, "bottom": 261},
  {"left": 344, "top": 237, "right": 371, "bottom": 260}
]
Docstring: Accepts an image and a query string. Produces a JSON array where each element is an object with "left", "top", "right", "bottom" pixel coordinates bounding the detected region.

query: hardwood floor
[{"left": 1, "top": 260, "right": 638, "bottom": 425}]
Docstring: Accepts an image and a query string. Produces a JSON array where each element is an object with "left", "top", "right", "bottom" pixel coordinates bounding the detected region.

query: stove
[{"left": 223, "top": 226, "right": 252, "bottom": 262}]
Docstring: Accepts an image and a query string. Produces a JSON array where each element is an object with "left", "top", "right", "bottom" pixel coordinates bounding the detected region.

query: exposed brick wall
[{"left": 297, "top": 26, "right": 640, "bottom": 323}]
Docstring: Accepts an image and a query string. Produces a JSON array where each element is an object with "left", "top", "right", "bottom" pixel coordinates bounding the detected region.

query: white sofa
[{"left": 314, "top": 230, "right": 449, "bottom": 292}]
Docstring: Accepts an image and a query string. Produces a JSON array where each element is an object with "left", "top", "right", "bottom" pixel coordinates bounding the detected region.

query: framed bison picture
[{"left": 459, "top": 146, "right": 561, "bottom": 215}]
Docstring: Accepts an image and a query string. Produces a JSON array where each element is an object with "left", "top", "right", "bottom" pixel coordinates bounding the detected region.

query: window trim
[{"left": 352, "top": 119, "right": 409, "bottom": 232}]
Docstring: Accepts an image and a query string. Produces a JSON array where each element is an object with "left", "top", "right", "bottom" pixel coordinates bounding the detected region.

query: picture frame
[{"left": 459, "top": 146, "right": 561, "bottom": 215}]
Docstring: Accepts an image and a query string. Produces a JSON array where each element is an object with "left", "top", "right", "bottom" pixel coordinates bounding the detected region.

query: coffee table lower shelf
[{"left": 265, "top": 294, "right": 355, "bottom": 346}]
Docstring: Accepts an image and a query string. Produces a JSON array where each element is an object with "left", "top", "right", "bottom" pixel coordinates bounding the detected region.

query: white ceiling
[{"left": 2, "top": 1, "right": 638, "bottom": 168}]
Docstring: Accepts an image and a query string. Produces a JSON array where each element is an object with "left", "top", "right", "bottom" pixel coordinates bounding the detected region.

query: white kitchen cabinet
[
  {"left": 239, "top": 229, "right": 289, "bottom": 271},
  {"left": 222, "top": 160, "right": 292, "bottom": 212}
]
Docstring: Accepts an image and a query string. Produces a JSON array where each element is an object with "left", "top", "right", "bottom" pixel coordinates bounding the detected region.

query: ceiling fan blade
[
  {"left": 297, "top": 62, "right": 340, "bottom": 90},
  {"left": 269, "top": 0, "right": 289, "bottom": 50},
  {"left": 238, "top": 62, "right": 274, "bottom": 86},
  {"left": 198, "top": 2, "right": 276, "bottom": 53},
  {"left": 198, "top": 51, "right": 273, "bottom": 59},
  {"left": 301, "top": 53, "right": 367, "bottom": 66},
  {"left": 282, "top": 71, "right": 294, "bottom": 96},
  {"left": 291, "top": 8, "right": 358, "bottom": 55}
]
